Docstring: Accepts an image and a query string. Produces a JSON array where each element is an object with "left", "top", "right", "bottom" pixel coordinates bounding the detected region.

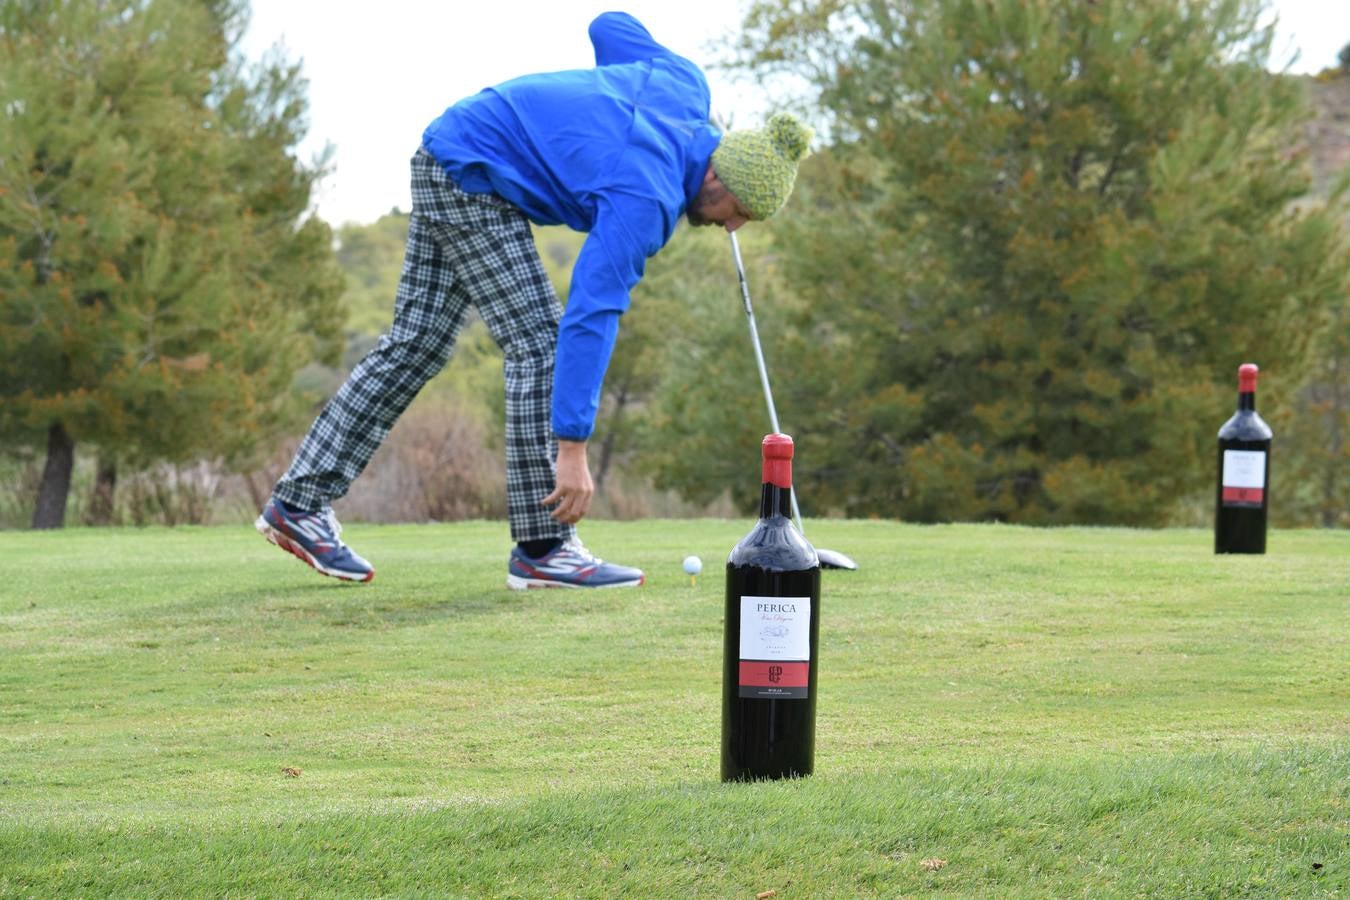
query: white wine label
[
  {"left": 739, "top": 595, "right": 810, "bottom": 699},
  {"left": 1222, "top": 450, "right": 1266, "bottom": 507},
  {"left": 739, "top": 596, "right": 810, "bottom": 660}
]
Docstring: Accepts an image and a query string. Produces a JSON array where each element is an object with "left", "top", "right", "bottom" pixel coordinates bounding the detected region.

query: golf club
[{"left": 729, "top": 231, "right": 858, "bottom": 571}]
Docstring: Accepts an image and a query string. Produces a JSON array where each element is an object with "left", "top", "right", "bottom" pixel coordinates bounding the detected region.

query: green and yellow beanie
[{"left": 712, "top": 112, "right": 814, "bottom": 220}]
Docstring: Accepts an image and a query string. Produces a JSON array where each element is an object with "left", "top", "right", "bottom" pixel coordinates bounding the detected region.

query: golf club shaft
[{"left": 729, "top": 231, "right": 806, "bottom": 533}]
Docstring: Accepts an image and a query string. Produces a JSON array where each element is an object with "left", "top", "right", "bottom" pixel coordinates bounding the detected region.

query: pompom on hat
[{"left": 712, "top": 112, "right": 814, "bottom": 220}]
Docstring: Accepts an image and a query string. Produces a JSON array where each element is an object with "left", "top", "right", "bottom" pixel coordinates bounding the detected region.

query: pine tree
[
  {"left": 0, "top": 0, "right": 344, "bottom": 528},
  {"left": 728, "top": 0, "right": 1349, "bottom": 524}
]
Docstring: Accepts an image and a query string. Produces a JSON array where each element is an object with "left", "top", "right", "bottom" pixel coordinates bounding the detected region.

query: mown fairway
[{"left": 1, "top": 520, "right": 1346, "bottom": 896}]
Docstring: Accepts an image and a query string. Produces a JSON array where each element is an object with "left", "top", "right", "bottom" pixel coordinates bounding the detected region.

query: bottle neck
[
  {"left": 1238, "top": 390, "right": 1256, "bottom": 412},
  {"left": 760, "top": 482, "right": 793, "bottom": 519}
]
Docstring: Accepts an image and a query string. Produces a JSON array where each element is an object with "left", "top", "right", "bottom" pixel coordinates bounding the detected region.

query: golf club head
[{"left": 816, "top": 547, "right": 858, "bottom": 571}]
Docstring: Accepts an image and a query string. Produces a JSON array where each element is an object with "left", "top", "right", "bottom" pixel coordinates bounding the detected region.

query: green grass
[{"left": 1, "top": 520, "right": 1346, "bottom": 897}]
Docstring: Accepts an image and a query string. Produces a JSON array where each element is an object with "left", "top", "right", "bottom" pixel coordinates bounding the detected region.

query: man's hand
[{"left": 542, "top": 439, "right": 593, "bottom": 524}]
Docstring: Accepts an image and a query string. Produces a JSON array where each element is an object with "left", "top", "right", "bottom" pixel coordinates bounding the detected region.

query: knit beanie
[{"left": 712, "top": 113, "right": 814, "bottom": 220}]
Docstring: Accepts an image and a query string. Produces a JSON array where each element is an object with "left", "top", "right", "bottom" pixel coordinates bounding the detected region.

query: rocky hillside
[{"left": 1307, "top": 71, "right": 1350, "bottom": 196}]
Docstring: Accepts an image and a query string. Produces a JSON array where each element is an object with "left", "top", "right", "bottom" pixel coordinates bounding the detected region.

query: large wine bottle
[
  {"left": 722, "top": 433, "right": 821, "bottom": 782},
  {"left": 1215, "top": 363, "right": 1273, "bottom": 554}
]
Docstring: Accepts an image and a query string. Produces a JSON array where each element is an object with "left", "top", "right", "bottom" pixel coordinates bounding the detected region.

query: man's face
[{"left": 687, "top": 169, "right": 753, "bottom": 232}]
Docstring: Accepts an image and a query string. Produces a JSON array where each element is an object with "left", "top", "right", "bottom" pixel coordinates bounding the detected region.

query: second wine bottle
[{"left": 1216, "top": 363, "right": 1272, "bottom": 554}]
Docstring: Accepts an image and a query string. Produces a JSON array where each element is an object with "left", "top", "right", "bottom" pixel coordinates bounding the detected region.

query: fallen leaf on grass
[
  {"left": 920, "top": 858, "right": 947, "bottom": 871},
  {"left": 281, "top": 767, "right": 302, "bottom": 778},
  {"left": 756, "top": 891, "right": 777, "bottom": 900}
]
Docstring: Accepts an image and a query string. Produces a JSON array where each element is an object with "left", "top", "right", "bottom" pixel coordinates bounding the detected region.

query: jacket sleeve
[
  {"left": 551, "top": 193, "right": 668, "bottom": 441},
  {"left": 589, "top": 12, "right": 672, "bottom": 66}
]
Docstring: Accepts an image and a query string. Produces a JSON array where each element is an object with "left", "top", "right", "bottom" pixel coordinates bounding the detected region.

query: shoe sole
[
  {"left": 506, "top": 573, "right": 645, "bottom": 590},
  {"left": 256, "top": 517, "right": 374, "bottom": 583}
]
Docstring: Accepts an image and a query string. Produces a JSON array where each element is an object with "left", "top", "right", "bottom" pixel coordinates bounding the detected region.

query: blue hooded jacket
[{"left": 421, "top": 12, "right": 721, "bottom": 441}]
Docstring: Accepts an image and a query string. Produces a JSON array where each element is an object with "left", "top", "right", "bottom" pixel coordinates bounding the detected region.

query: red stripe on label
[
  {"left": 1222, "top": 487, "right": 1264, "bottom": 504},
  {"left": 739, "top": 661, "right": 809, "bottom": 688}
]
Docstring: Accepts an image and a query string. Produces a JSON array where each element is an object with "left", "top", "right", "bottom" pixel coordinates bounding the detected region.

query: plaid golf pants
[{"left": 274, "top": 148, "right": 575, "bottom": 545}]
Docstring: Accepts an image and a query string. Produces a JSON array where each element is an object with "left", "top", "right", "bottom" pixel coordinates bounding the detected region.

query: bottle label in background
[
  {"left": 739, "top": 595, "right": 810, "bottom": 699},
  {"left": 1222, "top": 450, "right": 1266, "bottom": 507}
]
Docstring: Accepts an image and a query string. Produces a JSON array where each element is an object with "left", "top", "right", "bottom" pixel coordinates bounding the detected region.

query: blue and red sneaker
[
  {"left": 255, "top": 498, "right": 374, "bottom": 583},
  {"left": 507, "top": 540, "right": 644, "bottom": 590}
]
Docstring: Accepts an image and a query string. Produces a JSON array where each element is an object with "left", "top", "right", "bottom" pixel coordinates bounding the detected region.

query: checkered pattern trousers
[{"left": 274, "top": 148, "right": 574, "bottom": 545}]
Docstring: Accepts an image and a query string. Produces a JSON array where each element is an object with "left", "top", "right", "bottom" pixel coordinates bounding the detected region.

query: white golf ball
[{"left": 682, "top": 555, "right": 703, "bottom": 576}]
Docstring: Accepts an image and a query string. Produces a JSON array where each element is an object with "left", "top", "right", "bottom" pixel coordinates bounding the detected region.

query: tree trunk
[
  {"left": 594, "top": 386, "right": 628, "bottom": 492},
  {"left": 32, "top": 422, "right": 75, "bottom": 529},
  {"left": 88, "top": 453, "right": 118, "bottom": 526},
  {"left": 1323, "top": 349, "right": 1343, "bottom": 529}
]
